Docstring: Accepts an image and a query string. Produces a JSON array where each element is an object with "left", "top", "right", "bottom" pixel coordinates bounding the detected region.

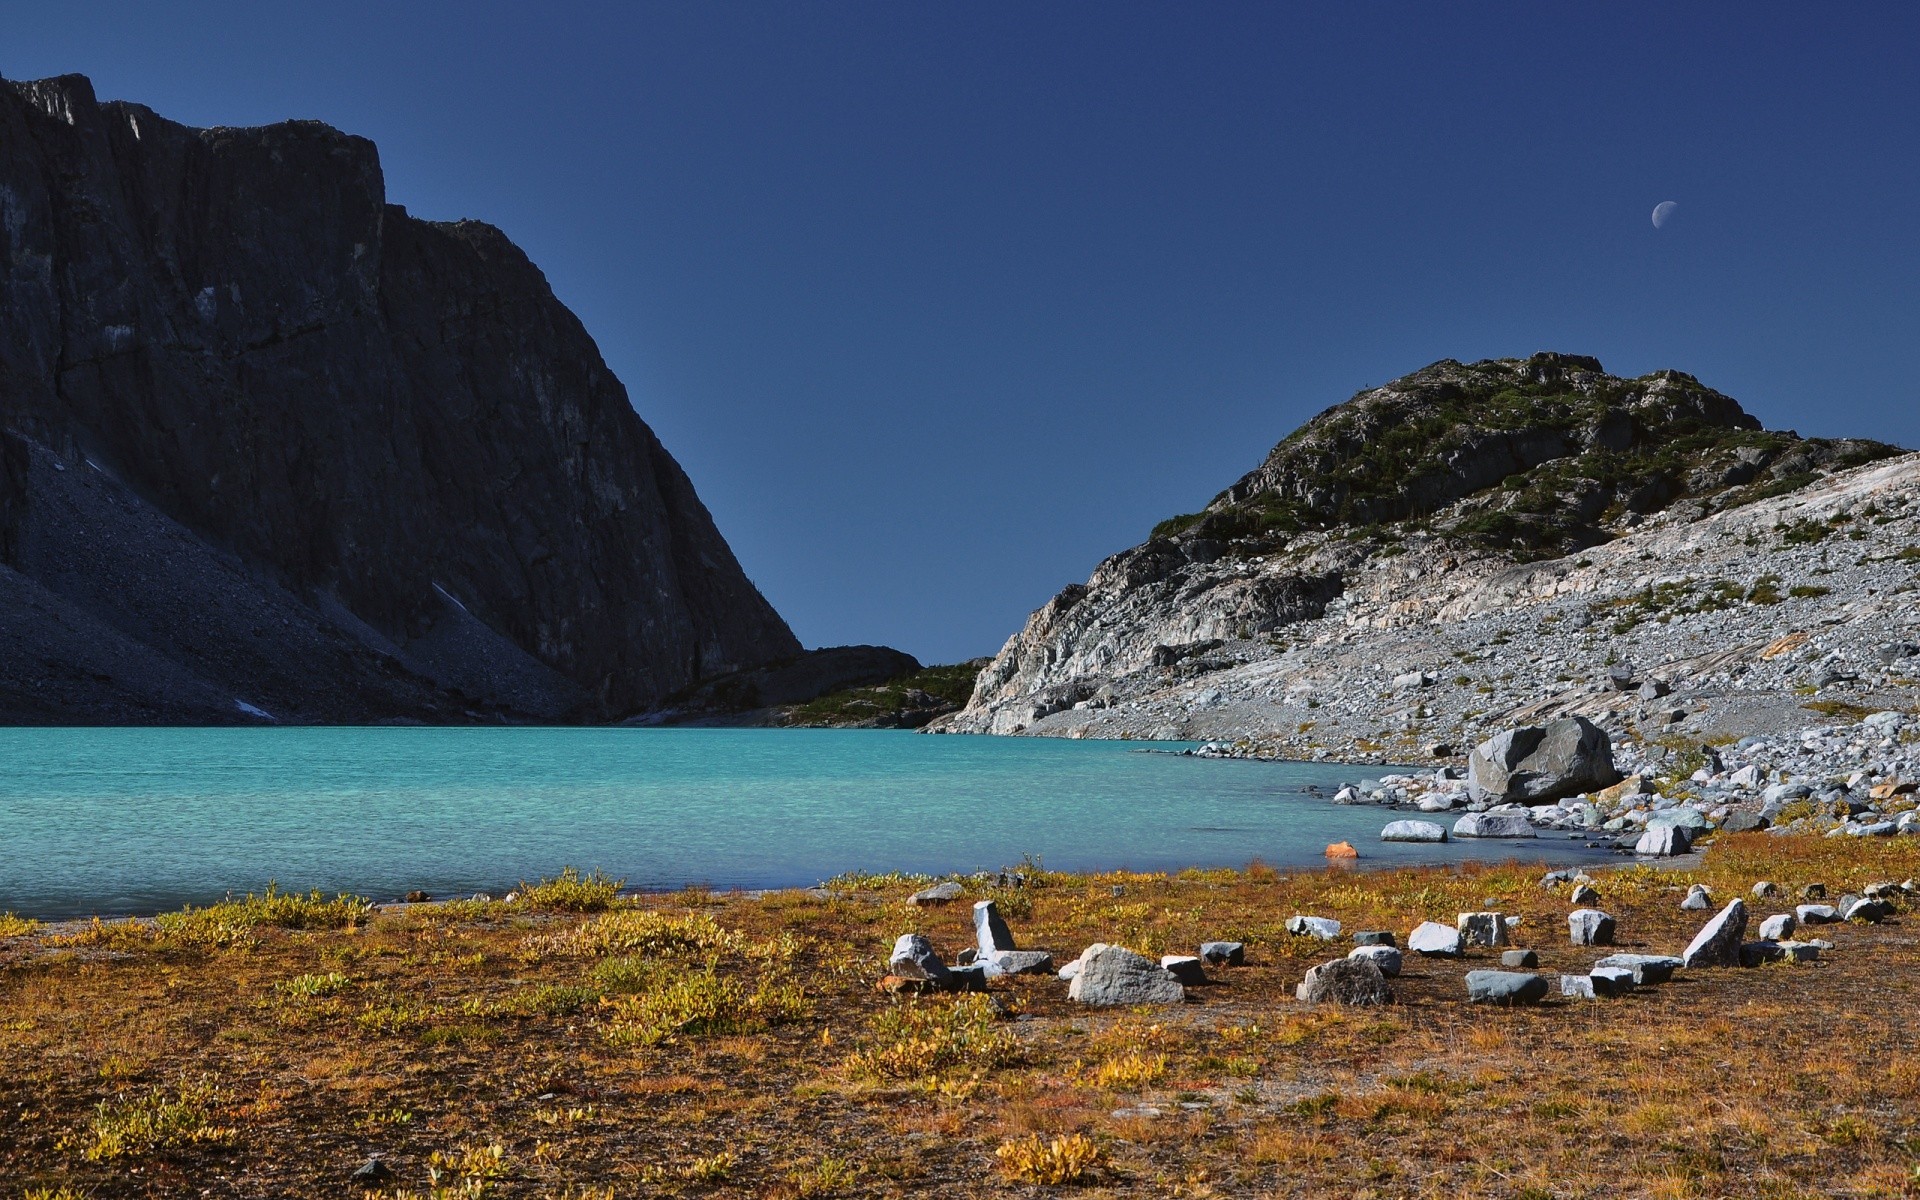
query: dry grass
[{"left": 5, "top": 834, "right": 1920, "bottom": 1196}]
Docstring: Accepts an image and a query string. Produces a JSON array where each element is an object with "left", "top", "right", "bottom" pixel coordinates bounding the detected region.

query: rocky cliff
[
  {"left": 942, "top": 353, "right": 1908, "bottom": 743},
  {"left": 0, "top": 74, "right": 800, "bottom": 723}
]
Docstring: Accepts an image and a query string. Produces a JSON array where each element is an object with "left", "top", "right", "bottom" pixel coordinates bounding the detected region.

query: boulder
[
  {"left": 1721, "top": 812, "right": 1768, "bottom": 834},
  {"left": 982, "top": 949, "right": 1055, "bottom": 978},
  {"left": 1796, "top": 904, "right": 1840, "bottom": 925},
  {"left": 1568, "top": 909, "right": 1616, "bottom": 946},
  {"left": 1381, "top": 819, "right": 1449, "bottom": 843},
  {"left": 888, "top": 934, "right": 952, "bottom": 984},
  {"left": 1681, "top": 898, "right": 1748, "bottom": 968},
  {"left": 1635, "top": 825, "right": 1693, "bottom": 857},
  {"left": 1457, "top": 911, "right": 1510, "bottom": 948},
  {"left": 1352, "top": 930, "right": 1397, "bottom": 947},
  {"left": 1842, "top": 897, "right": 1889, "bottom": 923},
  {"left": 1559, "top": 974, "right": 1596, "bottom": 999},
  {"left": 1570, "top": 883, "right": 1601, "bottom": 905},
  {"left": 1160, "top": 955, "right": 1208, "bottom": 986},
  {"left": 1453, "top": 811, "right": 1537, "bottom": 839},
  {"left": 910, "top": 881, "right": 964, "bottom": 906},
  {"left": 1296, "top": 957, "right": 1394, "bottom": 1005},
  {"left": 1287, "top": 915, "right": 1342, "bottom": 940},
  {"left": 1348, "top": 945, "right": 1402, "bottom": 977},
  {"left": 946, "top": 964, "right": 988, "bottom": 993},
  {"left": 1408, "top": 921, "right": 1463, "bottom": 956},
  {"left": 1501, "top": 949, "right": 1539, "bottom": 968},
  {"left": 1467, "top": 717, "right": 1620, "bottom": 804},
  {"left": 1067, "top": 946, "right": 1185, "bottom": 1006},
  {"left": 1681, "top": 884, "right": 1713, "bottom": 911},
  {"left": 1751, "top": 881, "right": 1781, "bottom": 899},
  {"left": 1757, "top": 913, "right": 1798, "bottom": 941},
  {"left": 1199, "top": 941, "right": 1245, "bottom": 967},
  {"left": 1465, "top": 970, "right": 1549, "bottom": 1005},
  {"left": 973, "top": 900, "right": 1016, "bottom": 957},
  {"left": 1589, "top": 966, "right": 1635, "bottom": 997}
]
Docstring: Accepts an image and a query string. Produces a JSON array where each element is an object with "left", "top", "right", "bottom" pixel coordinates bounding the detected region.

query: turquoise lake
[{"left": 0, "top": 727, "right": 1610, "bottom": 917}]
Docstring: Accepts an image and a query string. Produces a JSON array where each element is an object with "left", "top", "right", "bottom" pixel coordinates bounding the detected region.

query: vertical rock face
[{"left": 0, "top": 74, "right": 799, "bottom": 722}]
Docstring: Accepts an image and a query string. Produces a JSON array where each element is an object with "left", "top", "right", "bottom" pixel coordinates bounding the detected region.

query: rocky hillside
[
  {"left": 940, "top": 354, "right": 1911, "bottom": 749},
  {"left": 0, "top": 74, "right": 800, "bottom": 723}
]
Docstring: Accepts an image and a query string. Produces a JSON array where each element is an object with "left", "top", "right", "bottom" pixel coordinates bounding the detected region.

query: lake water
[{"left": 0, "top": 727, "right": 1609, "bottom": 918}]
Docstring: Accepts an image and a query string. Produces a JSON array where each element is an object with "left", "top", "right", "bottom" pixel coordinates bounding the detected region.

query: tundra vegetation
[{"left": 5, "top": 841, "right": 1920, "bottom": 1197}]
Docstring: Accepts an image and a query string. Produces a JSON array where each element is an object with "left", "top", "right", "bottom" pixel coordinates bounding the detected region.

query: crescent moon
[{"left": 1651, "top": 200, "right": 1678, "bottom": 229}]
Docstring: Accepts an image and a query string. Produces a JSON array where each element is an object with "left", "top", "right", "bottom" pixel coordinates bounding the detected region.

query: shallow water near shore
[{"left": 0, "top": 727, "right": 1614, "bottom": 917}]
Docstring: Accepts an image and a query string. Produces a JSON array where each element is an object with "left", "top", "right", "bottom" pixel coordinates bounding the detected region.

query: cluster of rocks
[
  {"left": 1356, "top": 711, "right": 1918, "bottom": 858},
  {"left": 881, "top": 899, "right": 1248, "bottom": 1006}
]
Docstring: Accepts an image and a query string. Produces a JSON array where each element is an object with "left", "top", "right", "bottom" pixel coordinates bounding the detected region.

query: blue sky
[{"left": 6, "top": 4, "right": 1916, "bottom": 663}]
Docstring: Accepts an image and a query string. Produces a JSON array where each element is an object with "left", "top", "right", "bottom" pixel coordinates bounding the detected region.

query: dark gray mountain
[{"left": 0, "top": 73, "right": 801, "bottom": 723}]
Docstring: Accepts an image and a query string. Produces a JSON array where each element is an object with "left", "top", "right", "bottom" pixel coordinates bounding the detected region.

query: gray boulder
[
  {"left": 1348, "top": 945, "right": 1402, "bottom": 977},
  {"left": 1453, "top": 811, "right": 1537, "bottom": 839},
  {"left": 1067, "top": 945, "right": 1185, "bottom": 1006},
  {"left": 1635, "top": 825, "right": 1693, "bottom": 857},
  {"left": 1381, "top": 819, "right": 1448, "bottom": 843},
  {"left": 1468, "top": 717, "right": 1620, "bottom": 804},
  {"left": 1681, "top": 884, "right": 1713, "bottom": 911},
  {"left": 1296, "top": 957, "right": 1394, "bottom": 1005},
  {"left": 1056, "top": 942, "right": 1108, "bottom": 981},
  {"left": 1287, "top": 915, "right": 1342, "bottom": 940},
  {"left": 973, "top": 900, "right": 1016, "bottom": 957},
  {"left": 1558, "top": 974, "right": 1596, "bottom": 999},
  {"left": 1465, "top": 970, "right": 1549, "bottom": 1005},
  {"left": 888, "top": 933, "right": 952, "bottom": 983},
  {"left": 1199, "top": 941, "right": 1245, "bottom": 967},
  {"left": 1796, "top": 904, "right": 1840, "bottom": 925},
  {"left": 1721, "top": 812, "right": 1767, "bottom": 834},
  {"left": 1352, "top": 930, "right": 1397, "bottom": 947},
  {"left": 1570, "top": 883, "right": 1601, "bottom": 905},
  {"left": 1843, "top": 897, "right": 1889, "bottom": 923},
  {"left": 982, "top": 949, "right": 1055, "bottom": 978},
  {"left": 1568, "top": 909, "right": 1615, "bottom": 946},
  {"left": 910, "top": 881, "right": 964, "bottom": 906},
  {"left": 1160, "top": 955, "right": 1208, "bottom": 986},
  {"left": 1502, "top": 949, "right": 1539, "bottom": 968},
  {"left": 945, "top": 964, "right": 988, "bottom": 992},
  {"left": 1594, "top": 953, "right": 1682, "bottom": 985},
  {"left": 1757, "top": 912, "right": 1798, "bottom": 941},
  {"left": 1408, "top": 921, "right": 1464, "bottom": 956},
  {"left": 1752, "top": 881, "right": 1781, "bottom": 899},
  {"left": 1682, "top": 898, "right": 1748, "bottom": 968}
]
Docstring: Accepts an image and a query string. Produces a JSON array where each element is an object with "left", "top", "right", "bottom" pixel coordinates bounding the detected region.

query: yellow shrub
[
  {"left": 995, "top": 1133, "right": 1101, "bottom": 1185},
  {"left": 844, "top": 994, "right": 1022, "bottom": 1080}
]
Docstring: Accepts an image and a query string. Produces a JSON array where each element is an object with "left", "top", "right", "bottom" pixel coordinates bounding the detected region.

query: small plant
[
  {"left": 782, "top": 1156, "right": 862, "bottom": 1197},
  {"left": 1089, "top": 1050, "right": 1167, "bottom": 1090},
  {"left": 845, "top": 994, "right": 1022, "bottom": 1080},
  {"left": 996, "top": 1133, "right": 1102, "bottom": 1185},
  {"left": 681, "top": 1150, "right": 737, "bottom": 1181},
  {"left": 601, "top": 967, "right": 808, "bottom": 1047},
  {"left": 64, "top": 1081, "right": 236, "bottom": 1162},
  {"left": 1789, "top": 584, "right": 1832, "bottom": 599},
  {"left": 275, "top": 971, "right": 351, "bottom": 999},
  {"left": 0, "top": 912, "right": 40, "bottom": 938},
  {"left": 522, "top": 909, "right": 741, "bottom": 959},
  {"left": 516, "top": 867, "right": 623, "bottom": 912},
  {"left": 151, "top": 885, "right": 370, "bottom": 948}
]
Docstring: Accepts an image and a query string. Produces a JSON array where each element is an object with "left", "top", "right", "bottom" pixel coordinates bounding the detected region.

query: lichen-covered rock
[{"left": 1296, "top": 957, "right": 1394, "bottom": 1005}]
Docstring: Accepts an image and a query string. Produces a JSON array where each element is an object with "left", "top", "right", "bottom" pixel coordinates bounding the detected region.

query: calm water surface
[{"left": 0, "top": 727, "right": 1609, "bottom": 917}]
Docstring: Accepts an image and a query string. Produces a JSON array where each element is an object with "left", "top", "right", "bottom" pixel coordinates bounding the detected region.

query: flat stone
[
  {"left": 1594, "top": 953, "right": 1682, "bottom": 985},
  {"left": 973, "top": 900, "right": 1016, "bottom": 957},
  {"left": 1682, "top": 898, "right": 1748, "bottom": 968},
  {"left": 1381, "top": 819, "right": 1448, "bottom": 843},
  {"left": 1296, "top": 956, "right": 1394, "bottom": 1005},
  {"left": 1408, "top": 921, "right": 1464, "bottom": 956},
  {"left": 1465, "top": 970, "right": 1549, "bottom": 1005},
  {"left": 1559, "top": 974, "right": 1596, "bottom": 999},
  {"left": 946, "top": 964, "right": 988, "bottom": 993},
  {"left": 1457, "top": 911, "right": 1510, "bottom": 948},
  {"left": 1568, "top": 909, "right": 1616, "bottom": 946},
  {"left": 1348, "top": 944, "right": 1403, "bottom": 977},
  {"left": 1721, "top": 812, "right": 1767, "bottom": 834},
  {"left": 1287, "top": 915, "right": 1342, "bottom": 941},
  {"left": 1199, "top": 941, "right": 1245, "bottom": 967},
  {"left": 1160, "top": 955, "right": 1208, "bottom": 986},
  {"left": 1453, "top": 811, "right": 1538, "bottom": 839},
  {"left": 982, "top": 949, "right": 1055, "bottom": 978},
  {"left": 1501, "top": 949, "right": 1539, "bottom": 968},
  {"left": 1067, "top": 945, "right": 1185, "bottom": 1006},
  {"left": 1352, "top": 930, "right": 1397, "bottom": 947},
  {"left": 910, "top": 881, "right": 964, "bottom": 906}
]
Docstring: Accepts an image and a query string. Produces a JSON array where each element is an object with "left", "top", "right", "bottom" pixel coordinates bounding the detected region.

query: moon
[{"left": 1651, "top": 200, "right": 1678, "bottom": 229}]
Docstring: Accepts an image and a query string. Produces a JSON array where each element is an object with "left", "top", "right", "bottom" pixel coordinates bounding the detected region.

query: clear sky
[{"left": 6, "top": 4, "right": 1916, "bottom": 664}]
